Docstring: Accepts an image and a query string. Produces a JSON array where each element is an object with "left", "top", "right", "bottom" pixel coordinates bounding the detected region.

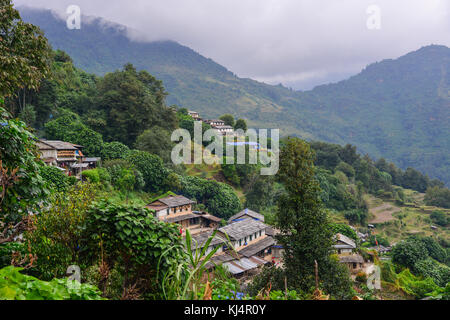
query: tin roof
[
  {"left": 222, "top": 256, "right": 269, "bottom": 275},
  {"left": 152, "top": 195, "right": 195, "bottom": 208},
  {"left": 339, "top": 254, "right": 364, "bottom": 264},
  {"left": 228, "top": 208, "right": 264, "bottom": 223},
  {"left": 218, "top": 218, "right": 267, "bottom": 241},
  {"left": 238, "top": 236, "right": 275, "bottom": 258}
]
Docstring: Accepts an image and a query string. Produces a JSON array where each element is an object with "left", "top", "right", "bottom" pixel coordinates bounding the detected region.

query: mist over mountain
[{"left": 20, "top": 7, "right": 450, "bottom": 185}]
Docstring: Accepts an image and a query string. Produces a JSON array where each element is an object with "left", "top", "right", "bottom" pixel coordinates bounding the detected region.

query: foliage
[
  {"left": 426, "top": 282, "right": 450, "bottom": 300},
  {"left": 413, "top": 258, "right": 450, "bottom": 287},
  {"left": 275, "top": 137, "right": 353, "bottom": 299},
  {"left": 425, "top": 186, "right": 450, "bottom": 209},
  {"left": 25, "top": 183, "right": 99, "bottom": 280},
  {"left": 368, "top": 234, "right": 390, "bottom": 247},
  {"left": 430, "top": 211, "right": 449, "bottom": 227},
  {"left": 392, "top": 238, "right": 429, "bottom": 271},
  {"left": 135, "top": 126, "right": 174, "bottom": 164},
  {"left": 178, "top": 175, "right": 242, "bottom": 219},
  {"left": 0, "top": 241, "right": 25, "bottom": 268},
  {"left": 39, "top": 165, "right": 72, "bottom": 193},
  {"left": 86, "top": 200, "right": 186, "bottom": 298},
  {"left": 234, "top": 119, "right": 247, "bottom": 131},
  {"left": 44, "top": 109, "right": 104, "bottom": 156},
  {"left": 126, "top": 150, "right": 168, "bottom": 193},
  {"left": 157, "top": 229, "right": 224, "bottom": 300},
  {"left": 219, "top": 114, "right": 235, "bottom": 127},
  {"left": 330, "top": 224, "right": 357, "bottom": 241},
  {"left": 0, "top": 107, "right": 48, "bottom": 223},
  {"left": 344, "top": 209, "right": 368, "bottom": 225},
  {"left": 101, "top": 141, "right": 130, "bottom": 161},
  {"left": 104, "top": 159, "right": 145, "bottom": 192},
  {"left": 0, "top": 0, "right": 51, "bottom": 98},
  {"left": 0, "top": 266, "right": 104, "bottom": 300},
  {"left": 95, "top": 63, "right": 177, "bottom": 146}
]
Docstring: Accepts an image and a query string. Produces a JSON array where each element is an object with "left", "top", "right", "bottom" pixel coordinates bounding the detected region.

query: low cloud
[{"left": 14, "top": 0, "right": 450, "bottom": 89}]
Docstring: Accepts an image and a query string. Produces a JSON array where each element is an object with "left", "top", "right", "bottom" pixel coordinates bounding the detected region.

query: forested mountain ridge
[{"left": 20, "top": 7, "right": 450, "bottom": 185}]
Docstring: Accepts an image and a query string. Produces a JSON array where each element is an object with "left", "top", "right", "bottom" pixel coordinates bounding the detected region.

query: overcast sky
[{"left": 13, "top": 0, "right": 450, "bottom": 90}]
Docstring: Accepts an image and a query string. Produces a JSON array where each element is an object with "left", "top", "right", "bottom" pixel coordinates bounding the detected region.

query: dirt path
[{"left": 369, "top": 202, "right": 401, "bottom": 224}]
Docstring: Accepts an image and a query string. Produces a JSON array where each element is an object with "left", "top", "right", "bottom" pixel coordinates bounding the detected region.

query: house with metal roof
[
  {"left": 334, "top": 233, "right": 356, "bottom": 256},
  {"left": 37, "top": 140, "right": 100, "bottom": 177},
  {"left": 228, "top": 208, "right": 264, "bottom": 223},
  {"left": 147, "top": 195, "right": 222, "bottom": 234}
]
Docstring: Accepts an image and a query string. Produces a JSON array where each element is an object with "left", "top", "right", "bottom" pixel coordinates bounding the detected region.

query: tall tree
[
  {"left": 96, "top": 64, "right": 176, "bottom": 146},
  {"left": 276, "top": 137, "right": 352, "bottom": 298}
]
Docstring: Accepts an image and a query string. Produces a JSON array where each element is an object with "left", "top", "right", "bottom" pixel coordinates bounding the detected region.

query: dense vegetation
[
  {"left": 20, "top": 7, "right": 450, "bottom": 186},
  {"left": 1, "top": 2, "right": 449, "bottom": 300}
]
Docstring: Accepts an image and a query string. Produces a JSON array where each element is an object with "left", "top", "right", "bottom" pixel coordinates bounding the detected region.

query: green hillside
[{"left": 20, "top": 7, "right": 450, "bottom": 185}]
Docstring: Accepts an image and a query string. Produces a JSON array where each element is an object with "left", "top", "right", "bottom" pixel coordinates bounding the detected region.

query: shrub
[
  {"left": 0, "top": 266, "right": 104, "bottom": 300},
  {"left": 39, "top": 165, "right": 71, "bottom": 192},
  {"left": 430, "top": 211, "right": 449, "bottom": 227}
]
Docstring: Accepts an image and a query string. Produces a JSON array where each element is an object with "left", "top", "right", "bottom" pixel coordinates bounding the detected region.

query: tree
[
  {"left": 44, "top": 109, "right": 104, "bottom": 156},
  {"left": 392, "top": 238, "right": 428, "bottom": 270},
  {"left": 95, "top": 64, "right": 177, "bottom": 146},
  {"left": 135, "top": 126, "right": 174, "bottom": 164},
  {"left": 234, "top": 119, "right": 247, "bottom": 131},
  {"left": 0, "top": 0, "right": 51, "bottom": 98},
  {"left": 101, "top": 141, "right": 131, "bottom": 161},
  {"left": 275, "top": 137, "right": 352, "bottom": 298},
  {"left": 425, "top": 186, "right": 450, "bottom": 209},
  {"left": 126, "top": 150, "right": 168, "bottom": 193},
  {"left": 220, "top": 114, "right": 235, "bottom": 127}
]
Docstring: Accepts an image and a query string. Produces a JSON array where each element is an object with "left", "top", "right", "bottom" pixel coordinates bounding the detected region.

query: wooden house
[
  {"left": 339, "top": 254, "right": 365, "bottom": 272},
  {"left": 334, "top": 233, "right": 356, "bottom": 256}
]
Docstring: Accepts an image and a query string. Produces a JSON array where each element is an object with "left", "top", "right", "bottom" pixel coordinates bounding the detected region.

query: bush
[
  {"left": 344, "top": 209, "right": 368, "bottom": 225},
  {"left": 392, "top": 238, "right": 429, "bottom": 270},
  {"left": 40, "top": 165, "right": 71, "bottom": 192},
  {"left": 0, "top": 266, "right": 104, "bottom": 300},
  {"left": 81, "top": 169, "right": 100, "bottom": 183},
  {"left": 430, "top": 211, "right": 449, "bottom": 227},
  {"left": 414, "top": 258, "right": 450, "bottom": 287},
  {"left": 126, "top": 150, "right": 168, "bottom": 192},
  {"left": 101, "top": 141, "right": 130, "bottom": 160},
  {"left": 330, "top": 224, "right": 357, "bottom": 241}
]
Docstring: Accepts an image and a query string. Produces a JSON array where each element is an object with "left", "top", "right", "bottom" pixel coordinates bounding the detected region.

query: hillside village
[{"left": 1, "top": 1, "right": 449, "bottom": 302}]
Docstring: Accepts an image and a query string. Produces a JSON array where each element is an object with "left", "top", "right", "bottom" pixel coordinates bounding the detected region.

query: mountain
[{"left": 20, "top": 7, "right": 450, "bottom": 185}]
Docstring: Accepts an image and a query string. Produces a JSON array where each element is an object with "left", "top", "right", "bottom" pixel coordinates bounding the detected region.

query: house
[
  {"left": 204, "top": 119, "right": 225, "bottom": 127},
  {"left": 228, "top": 208, "right": 264, "bottom": 224},
  {"left": 188, "top": 111, "right": 201, "bottom": 120},
  {"left": 190, "top": 231, "right": 226, "bottom": 256},
  {"left": 334, "top": 233, "right": 356, "bottom": 256},
  {"left": 214, "top": 125, "right": 234, "bottom": 136},
  {"left": 339, "top": 254, "right": 365, "bottom": 272},
  {"left": 37, "top": 140, "right": 97, "bottom": 177},
  {"left": 146, "top": 195, "right": 221, "bottom": 234},
  {"left": 217, "top": 218, "right": 268, "bottom": 252},
  {"left": 38, "top": 140, "right": 84, "bottom": 167}
]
